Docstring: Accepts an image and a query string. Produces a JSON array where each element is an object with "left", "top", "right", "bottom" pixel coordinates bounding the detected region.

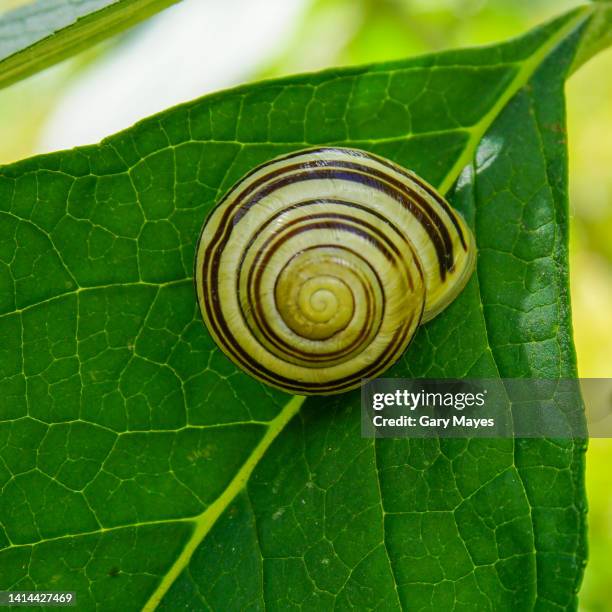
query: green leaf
[
  {"left": 0, "top": 0, "right": 180, "bottom": 90},
  {"left": 0, "top": 5, "right": 609, "bottom": 610}
]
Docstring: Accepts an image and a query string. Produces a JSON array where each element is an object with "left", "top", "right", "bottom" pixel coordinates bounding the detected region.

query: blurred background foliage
[{"left": 0, "top": 0, "right": 610, "bottom": 608}]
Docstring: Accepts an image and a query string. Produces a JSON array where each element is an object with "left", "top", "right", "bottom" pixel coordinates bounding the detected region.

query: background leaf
[
  {"left": 0, "top": 0, "right": 180, "bottom": 90},
  {"left": 0, "top": 5, "right": 609, "bottom": 610}
]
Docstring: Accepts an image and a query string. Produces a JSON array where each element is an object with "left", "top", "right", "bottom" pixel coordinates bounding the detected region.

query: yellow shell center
[{"left": 277, "top": 274, "right": 354, "bottom": 340}]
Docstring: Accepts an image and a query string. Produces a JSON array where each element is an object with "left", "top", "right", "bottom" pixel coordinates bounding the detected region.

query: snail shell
[{"left": 195, "top": 147, "right": 475, "bottom": 395}]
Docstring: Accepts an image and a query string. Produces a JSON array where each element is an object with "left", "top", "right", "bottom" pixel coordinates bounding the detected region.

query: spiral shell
[{"left": 195, "top": 147, "right": 475, "bottom": 395}]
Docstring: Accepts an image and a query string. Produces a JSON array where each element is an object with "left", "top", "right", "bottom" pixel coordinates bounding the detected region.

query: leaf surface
[
  {"left": 0, "top": 0, "right": 180, "bottom": 90},
  {"left": 0, "top": 5, "right": 609, "bottom": 610}
]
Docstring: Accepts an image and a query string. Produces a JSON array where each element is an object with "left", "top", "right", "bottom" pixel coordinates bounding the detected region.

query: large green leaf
[
  {"left": 0, "top": 5, "right": 609, "bottom": 610},
  {"left": 0, "top": 0, "right": 180, "bottom": 90}
]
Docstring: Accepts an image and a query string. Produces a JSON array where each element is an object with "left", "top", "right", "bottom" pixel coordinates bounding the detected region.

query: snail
[{"left": 195, "top": 147, "right": 475, "bottom": 395}]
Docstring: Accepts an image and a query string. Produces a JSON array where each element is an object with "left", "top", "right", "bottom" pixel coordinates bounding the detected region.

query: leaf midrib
[
  {"left": 142, "top": 395, "right": 305, "bottom": 611},
  {"left": 436, "top": 5, "right": 590, "bottom": 195}
]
